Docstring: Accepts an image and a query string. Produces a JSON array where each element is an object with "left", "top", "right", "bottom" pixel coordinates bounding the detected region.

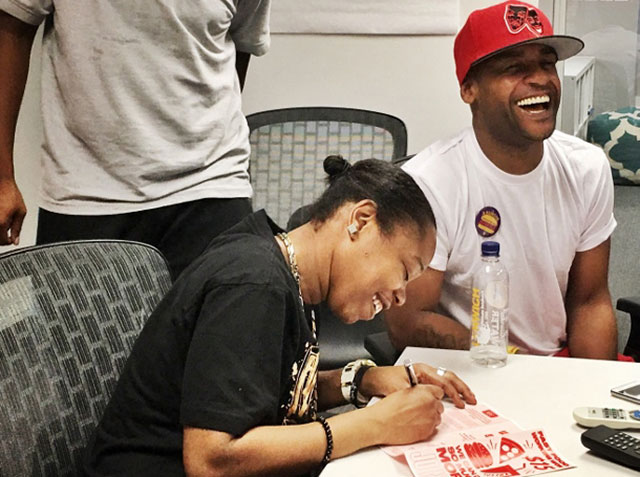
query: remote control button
[{"left": 631, "top": 410, "right": 640, "bottom": 421}]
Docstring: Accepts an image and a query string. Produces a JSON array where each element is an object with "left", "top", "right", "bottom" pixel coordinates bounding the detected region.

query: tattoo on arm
[{"left": 419, "top": 323, "right": 469, "bottom": 350}]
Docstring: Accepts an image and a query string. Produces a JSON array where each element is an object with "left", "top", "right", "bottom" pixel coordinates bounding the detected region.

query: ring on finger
[{"left": 436, "top": 366, "right": 447, "bottom": 377}]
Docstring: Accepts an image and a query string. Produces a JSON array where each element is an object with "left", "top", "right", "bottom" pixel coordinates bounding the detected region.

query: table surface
[{"left": 320, "top": 347, "right": 639, "bottom": 476}]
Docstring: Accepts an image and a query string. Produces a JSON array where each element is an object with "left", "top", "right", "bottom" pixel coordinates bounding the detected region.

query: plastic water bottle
[{"left": 470, "top": 241, "right": 509, "bottom": 368}]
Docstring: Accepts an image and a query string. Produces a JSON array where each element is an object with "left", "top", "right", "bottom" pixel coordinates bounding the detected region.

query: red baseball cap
[{"left": 454, "top": 1, "right": 584, "bottom": 85}]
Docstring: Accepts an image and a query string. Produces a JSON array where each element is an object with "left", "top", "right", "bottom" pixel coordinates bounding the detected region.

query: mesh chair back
[
  {"left": 0, "top": 240, "right": 172, "bottom": 476},
  {"left": 247, "top": 107, "right": 408, "bottom": 227}
]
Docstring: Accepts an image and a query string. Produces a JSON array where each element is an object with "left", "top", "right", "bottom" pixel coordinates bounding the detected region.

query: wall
[
  {"left": 242, "top": 33, "right": 469, "bottom": 154},
  {"left": 242, "top": 0, "right": 514, "bottom": 153},
  {"left": 565, "top": 0, "right": 640, "bottom": 114},
  {"left": 5, "top": 0, "right": 535, "bottom": 251}
]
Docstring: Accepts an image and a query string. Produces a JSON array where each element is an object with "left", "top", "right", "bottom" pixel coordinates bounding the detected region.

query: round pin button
[{"left": 475, "top": 206, "right": 501, "bottom": 237}]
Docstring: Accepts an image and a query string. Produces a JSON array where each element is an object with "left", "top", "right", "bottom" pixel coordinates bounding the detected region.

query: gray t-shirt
[{"left": 1, "top": 0, "right": 270, "bottom": 214}]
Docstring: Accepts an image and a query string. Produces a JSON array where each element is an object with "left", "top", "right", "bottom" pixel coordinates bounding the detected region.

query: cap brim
[{"left": 471, "top": 35, "right": 585, "bottom": 69}]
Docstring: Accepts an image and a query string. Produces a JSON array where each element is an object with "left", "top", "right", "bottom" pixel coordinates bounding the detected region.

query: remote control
[
  {"left": 581, "top": 425, "right": 640, "bottom": 470},
  {"left": 573, "top": 406, "right": 640, "bottom": 429}
]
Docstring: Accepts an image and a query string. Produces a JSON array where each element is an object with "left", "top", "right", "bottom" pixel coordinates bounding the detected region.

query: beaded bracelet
[{"left": 317, "top": 416, "right": 334, "bottom": 469}]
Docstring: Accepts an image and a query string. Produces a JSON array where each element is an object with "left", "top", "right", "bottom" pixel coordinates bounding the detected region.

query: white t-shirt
[
  {"left": 404, "top": 128, "right": 616, "bottom": 355},
  {"left": 1, "top": 0, "right": 271, "bottom": 214}
]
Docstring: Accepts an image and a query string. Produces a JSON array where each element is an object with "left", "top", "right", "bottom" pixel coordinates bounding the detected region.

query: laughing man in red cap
[{"left": 385, "top": 1, "right": 622, "bottom": 360}]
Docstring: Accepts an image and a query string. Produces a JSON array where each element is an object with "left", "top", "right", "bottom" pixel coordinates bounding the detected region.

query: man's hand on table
[{"left": 359, "top": 364, "right": 477, "bottom": 409}]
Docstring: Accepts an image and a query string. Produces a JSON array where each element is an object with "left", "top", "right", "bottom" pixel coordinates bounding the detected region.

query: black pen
[{"left": 404, "top": 358, "right": 418, "bottom": 387}]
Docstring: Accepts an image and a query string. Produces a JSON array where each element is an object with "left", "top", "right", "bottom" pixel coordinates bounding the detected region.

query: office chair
[
  {"left": 617, "top": 297, "right": 640, "bottom": 361},
  {"left": 247, "top": 107, "right": 407, "bottom": 370},
  {"left": 364, "top": 331, "right": 401, "bottom": 366},
  {"left": 247, "top": 106, "right": 408, "bottom": 228},
  {"left": 0, "top": 240, "right": 172, "bottom": 476}
]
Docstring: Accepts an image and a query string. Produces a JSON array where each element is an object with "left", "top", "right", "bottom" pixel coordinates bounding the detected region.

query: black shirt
[{"left": 83, "top": 211, "right": 318, "bottom": 476}]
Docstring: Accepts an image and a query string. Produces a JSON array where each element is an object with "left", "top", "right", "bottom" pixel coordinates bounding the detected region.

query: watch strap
[{"left": 340, "top": 359, "right": 377, "bottom": 407}]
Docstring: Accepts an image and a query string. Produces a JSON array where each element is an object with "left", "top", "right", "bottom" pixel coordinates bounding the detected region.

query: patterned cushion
[
  {"left": 0, "top": 241, "right": 172, "bottom": 476},
  {"left": 587, "top": 107, "right": 640, "bottom": 185}
]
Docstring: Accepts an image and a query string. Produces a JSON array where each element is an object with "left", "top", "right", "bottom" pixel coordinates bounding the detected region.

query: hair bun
[{"left": 323, "top": 155, "right": 351, "bottom": 179}]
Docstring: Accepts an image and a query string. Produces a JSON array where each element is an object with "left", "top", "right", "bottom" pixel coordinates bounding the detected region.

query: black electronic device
[{"left": 580, "top": 425, "right": 640, "bottom": 470}]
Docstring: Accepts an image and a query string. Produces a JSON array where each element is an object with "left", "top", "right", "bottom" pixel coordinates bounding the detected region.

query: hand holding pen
[
  {"left": 401, "top": 358, "right": 476, "bottom": 408},
  {"left": 352, "top": 359, "right": 475, "bottom": 407}
]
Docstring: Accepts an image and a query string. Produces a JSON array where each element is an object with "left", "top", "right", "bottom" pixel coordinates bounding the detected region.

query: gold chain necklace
[{"left": 277, "top": 232, "right": 317, "bottom": 339}]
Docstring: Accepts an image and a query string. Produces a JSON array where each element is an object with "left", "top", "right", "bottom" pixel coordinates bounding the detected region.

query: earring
[{"left": 347, "top": 223, "right": 358, "bottom": 236}]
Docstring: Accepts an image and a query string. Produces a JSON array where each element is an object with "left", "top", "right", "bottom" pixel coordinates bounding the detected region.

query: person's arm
[
  {"left": 183, "top": 384, "right": 445, "bottom": 477},
  {"left": 317, "top": 363, "right": 477, "bottom": 411},
  {"left": 385, "top": 267, "right": 471, "bottom": 351},
  {"left": 565, "top": 238, "right": 617, "bottom": 359},
  {"left": 231, "top": 0, "right": 271, "bottom": 92},
  {"left": 316, "top": 369, "right": 343, "bottom": 410},
  {"left": 235, "top": 51, "right": 250, "bottom": 91},
  {"left": 0, "top": 11, "right": 37, "bottom": 245},
  {"left": 358, "top": 363, "right": 477, "bottom": 409}
]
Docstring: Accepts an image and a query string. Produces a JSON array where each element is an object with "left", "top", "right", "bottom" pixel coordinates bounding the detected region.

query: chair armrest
[
  {"left": 315, "top": 303, "right": 385, "bottom": 370},
  {"left": 617, "top": 296, "right": 640, "bottom": 361},
  {"left": 617, "top": 296, "right": 640, "bottom": 315},
  {"left": 364, "top": 331, "right": 401, "bottom": 366}
]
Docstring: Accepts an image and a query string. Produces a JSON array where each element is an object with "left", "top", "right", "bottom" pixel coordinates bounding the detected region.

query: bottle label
[
  {"left": 470, "top": 286, "right": 508, "bottom": 348},
  {"left": 471, "top": 287, "right": 481, "bottom": 335}
]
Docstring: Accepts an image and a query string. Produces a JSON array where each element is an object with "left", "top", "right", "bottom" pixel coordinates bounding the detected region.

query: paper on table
[
  {"left": 377, "top": 403, "right": 574, "bottom": 477},
  {"left": 405, "top": 428, "right": 574, "bottom": 477},
  {"left": 383, "top": 403, "right": 522, "bottom": 458}
]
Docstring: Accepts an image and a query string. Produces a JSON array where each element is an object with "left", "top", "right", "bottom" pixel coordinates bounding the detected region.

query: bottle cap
[{"left": 481, "top": 241, "right": 500, "bottom": 257}]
